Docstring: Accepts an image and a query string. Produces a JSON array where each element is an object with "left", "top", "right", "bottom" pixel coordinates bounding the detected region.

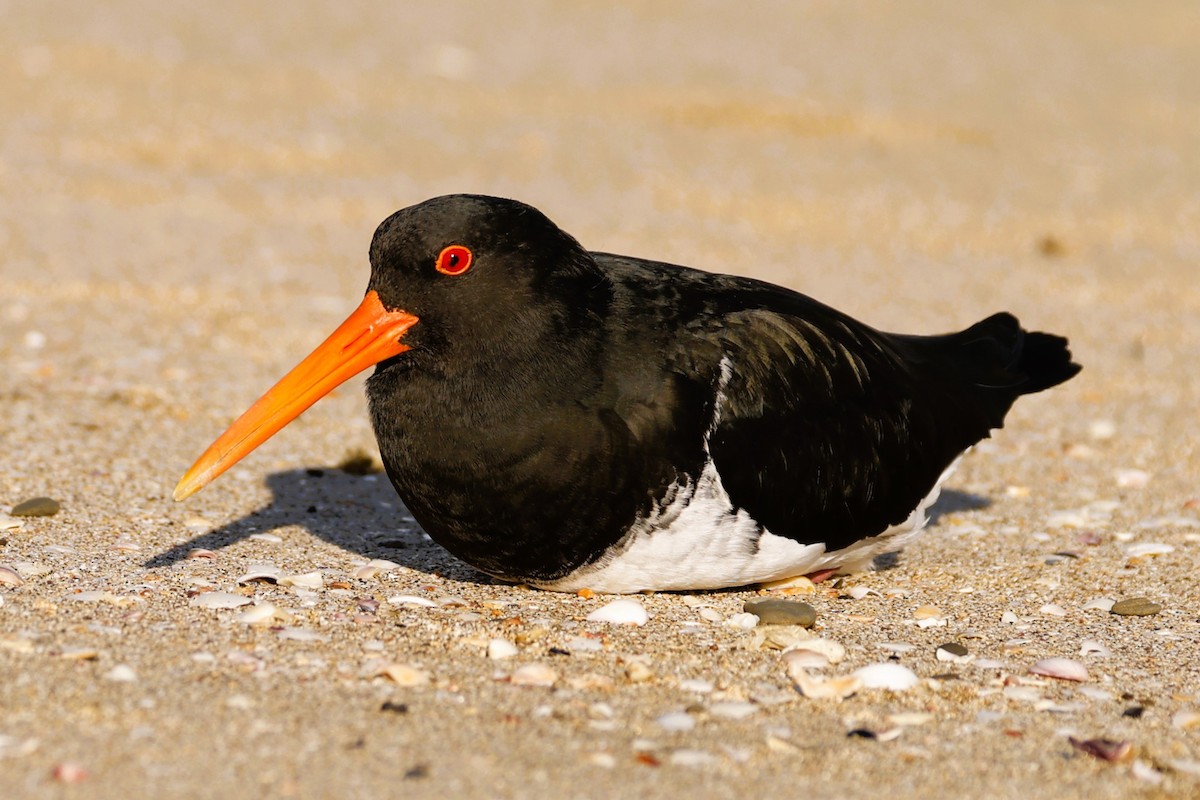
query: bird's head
[{"left": 173, "top": 194, "right": 604, "bottom": 501}]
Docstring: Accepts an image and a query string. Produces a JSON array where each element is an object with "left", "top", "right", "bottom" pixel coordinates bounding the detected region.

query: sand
[{"left": 2, "top": 2, "right": 1199, "bottom": 798}]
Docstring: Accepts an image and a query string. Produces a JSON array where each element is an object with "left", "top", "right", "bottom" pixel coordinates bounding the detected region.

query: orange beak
[{"left": 173, "top": 290, "right": 418, "bottom": 501}]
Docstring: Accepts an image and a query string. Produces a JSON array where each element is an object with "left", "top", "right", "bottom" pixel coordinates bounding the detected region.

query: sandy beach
[{"left": 2, "top": 2, "right": 1199, "bottom": 797}]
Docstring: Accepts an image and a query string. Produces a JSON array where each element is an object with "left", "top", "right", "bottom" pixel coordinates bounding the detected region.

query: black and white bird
[{"left": 175, "top": 194, "right": 1080, "bottom": 593}]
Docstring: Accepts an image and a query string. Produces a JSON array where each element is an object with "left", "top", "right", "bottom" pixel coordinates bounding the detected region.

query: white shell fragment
[
  {"left": 237, "top": 563, "right": 282, "bottom": 584},
  {"left": 586, "top": 599, "right": 649, "bottom": 626},
  {"left": 1082, "top": 597, "right": 1115, "bottom": 612},
  {"left": 235, "top": 603, "right": 279, "bottom": 625},
  {"left": 189, "top": 592, "right": 252, "bottom": 610},
  {"left": 103, "top": 664, "right": 138, "bottom": 683},
  {"left": 377, "top": 663, "right": 431, "bottom": 687},
  {"left": 1122, "top": 542, "right": 1175, "bottom": 558},
  {"left": 784, "top": 638, "right": 846, "bottom": 664},
  {"left": 783, "top": 648, "right": 833, "bottom": 671},
  {"left": 509, "top": 663, "right": 559, "bottom": 687},
  {"left": 1079, "top": 639, "right": 1112, "bottom": 658},
  {"left": 0, "top": 566, "right": 25, "bottom": 586},
  {"left": 791, "top": 669, "right": 862, "bottom": 700},
  {"left": 1029, "top": 657, "right": 1090, "bottom": 682},
  {"left": 487, "top": 638, "right": 519, "bottom": 660},
  {"left": 723, "top": 612, "right": 759, "bottom": 630},
  {"left": 852, "top": 663, "right": 919, "bottom": 691},
  {"left": 0, "top": 515, "right": 25, "bottom": 531},
  {"left": 656, "top": 711, "right": 696, "bottom": 732},
  {"left": 279, "top": 571, "right": 324, "bottom": 589},
  {"left": 387, "top": 594, "right": 437, "bottom": 607}
]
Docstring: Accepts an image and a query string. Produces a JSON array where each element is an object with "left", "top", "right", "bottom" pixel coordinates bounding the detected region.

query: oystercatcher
[{"left": 175, "top": 194, "right": 1080, "bottom": 592}]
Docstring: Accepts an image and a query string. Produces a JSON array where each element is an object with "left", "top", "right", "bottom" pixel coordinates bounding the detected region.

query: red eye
[{"left": 435, "top": 244, "right": 473, "bottom": 276}]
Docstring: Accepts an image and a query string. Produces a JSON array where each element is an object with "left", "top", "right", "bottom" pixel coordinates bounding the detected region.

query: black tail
[{"left": 900, "top": 312, "right": 1081, "bottom": 429}]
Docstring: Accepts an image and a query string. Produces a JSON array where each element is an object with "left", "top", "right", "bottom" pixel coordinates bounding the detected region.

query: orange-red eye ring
[{"left": 435, "top": 244, "right": 473, "bottom": 276}]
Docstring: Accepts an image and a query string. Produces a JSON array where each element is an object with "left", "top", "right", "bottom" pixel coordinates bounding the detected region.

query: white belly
[{"left": 535, "top": 454, "right": 961, "bottom": 594}]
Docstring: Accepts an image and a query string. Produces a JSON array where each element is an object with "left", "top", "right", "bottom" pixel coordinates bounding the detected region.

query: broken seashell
[
  {"left": 851, "top": 663, "right": 919, "bottom": 691},
  {"left": 487, "top": 638, "right": 519, "bottom": 660},
  {"left": 586, "top": 599, "right": 648, "bottom": 626},
  {"left": 791, "top": 669, "right": 861, "bottom": 700},
  {"left": 1030, "top": 657, "right": 1090, "bottom": 682},
  {"left": 189, "top": 591, "right": 252, "bottom": 610},
  {"left": 279, "top": 571, "right": 323, "bottom": 589},
  {"left": 510, "top": 663, "right": 559, "bottom": 687},
  {"left": 236, "top": 563, "right": 282, "bottom": 584}
]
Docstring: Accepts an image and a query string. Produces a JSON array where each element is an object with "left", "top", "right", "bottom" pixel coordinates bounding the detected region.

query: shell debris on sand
[
  {"left": 1029, "top": 658, "right": 1090, "bottom": 682},
  {"left": 190, "top": 592, "right": 253, "bottom": 610},
  {"left": 586, "top": 598, "right": 648, "bottom": 626},
  {"left": 851, "top": 663, "right": 920, "bottom": 691},
  {"left": 509, "top": 663, "right": 559, "bottom": 687}
]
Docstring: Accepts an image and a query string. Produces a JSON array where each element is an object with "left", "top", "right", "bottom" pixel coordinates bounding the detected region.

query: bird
[{"left": 174, "top": 194, "right": 1080, "bottom": 593}]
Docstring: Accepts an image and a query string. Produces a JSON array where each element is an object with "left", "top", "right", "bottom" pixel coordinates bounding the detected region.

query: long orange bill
[{"left": 173, "top": 290, "right": 418, "bottom": 501}]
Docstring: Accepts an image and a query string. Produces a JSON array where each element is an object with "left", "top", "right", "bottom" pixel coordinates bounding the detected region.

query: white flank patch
[{"left": 540, "top": 355, "right": 965, "bottom": 594}]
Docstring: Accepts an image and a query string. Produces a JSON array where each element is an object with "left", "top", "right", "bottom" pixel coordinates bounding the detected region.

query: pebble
[
  {"left": 510, "top": 663, "right": 558, "bottom": 687},
  {"left": 852, "top": 663, "right": 919, "bottom": 691},
  {"left": 11, "top": 497, "right": 60, "bottom": 517},
  {"left": 743, "top": 598, "right": 816, "bottom": 627},
  {"left": 1029, "top": 658, "right": 1090, "bottom": 682},
  {"left": 586, "top": 599, "right": 648, "bottom": 626},
  {"left": 189, "top": 592, "right": 252, "bottom": 610},
  {"left": 487, "top": 638, "right": 519, "bottom": 660},
  {"left": 1110, "top": 597, "right": 1162, "bottom": 616}
]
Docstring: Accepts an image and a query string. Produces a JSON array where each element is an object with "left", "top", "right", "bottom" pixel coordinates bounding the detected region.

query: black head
[{"left": 366, "top": 195, "right": 609, "bottom": 373}]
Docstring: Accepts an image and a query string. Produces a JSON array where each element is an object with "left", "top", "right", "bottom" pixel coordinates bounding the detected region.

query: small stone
[
  {"left": 744, "top": 598, "right": 817, "bottom": 627},
  {"left": 1110, "top": 597, "right": 1162, "bottom": 617},
  {"left": 586, "top": 599, "right": 649, "bottom": 626},
  {"left": 12, "top": 497, "right": 60, "bottom": 517}
]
